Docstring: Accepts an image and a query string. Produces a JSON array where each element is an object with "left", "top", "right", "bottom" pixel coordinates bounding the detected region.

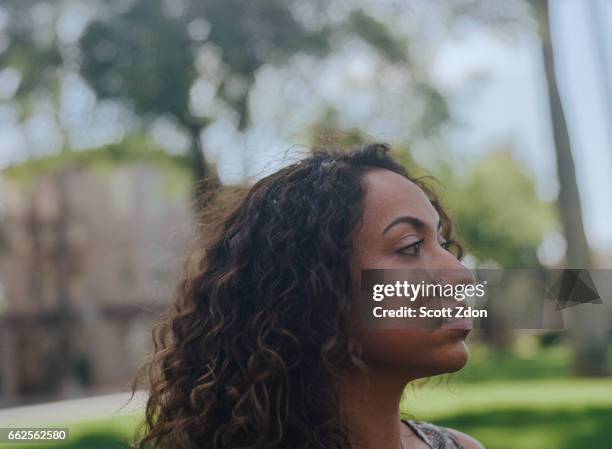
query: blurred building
[{"left": 0, "top": 164, "right": 194, "bottom": 406}]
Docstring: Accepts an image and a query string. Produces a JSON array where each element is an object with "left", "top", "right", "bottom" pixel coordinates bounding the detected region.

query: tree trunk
[
  {"left": 186, "top": 122, "right": 220, "bottom": 215},
  {"left": 537, "top": 0, "right": 608, "bottom": 376}
]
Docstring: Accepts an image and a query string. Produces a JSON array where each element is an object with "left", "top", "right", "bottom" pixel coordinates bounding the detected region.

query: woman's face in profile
[{"left": 350, "top": 168, "right": 474, "bottom": 379}]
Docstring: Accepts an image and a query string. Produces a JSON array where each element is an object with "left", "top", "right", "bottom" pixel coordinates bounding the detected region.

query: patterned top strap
[{"left": 402, "top": 419, "right": 465, "bottom": 449}]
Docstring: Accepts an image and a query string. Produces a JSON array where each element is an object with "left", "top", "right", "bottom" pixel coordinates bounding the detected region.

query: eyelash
[{"left": 396, "top": 238, "right": 453, "bottom": 256}]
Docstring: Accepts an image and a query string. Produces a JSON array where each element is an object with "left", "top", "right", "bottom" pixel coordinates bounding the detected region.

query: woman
[{"left": 132, "top": 143, "right": 485, "bottom": 449}]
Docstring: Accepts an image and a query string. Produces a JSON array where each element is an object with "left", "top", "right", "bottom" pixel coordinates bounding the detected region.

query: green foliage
[
  {"left": 79, "top": 0, "right": 331, "bottom": 130},
  {"left": 0, "top": 1, "right": 64, "bottom": 103},
  {"left": 436, "top": 407, "right": 612, "bottom": 449},
  {"left": 3, "top": 0, "right": 452, "bottom": 191},
  {"left": 199, "top": 0, "right": 330, "bottom": 74},
  {"left": 308, "top": 109, "right": 376, "bottom": 150},
  {"left": 344, "top": 9, "right": 409, "bottom": 63},
  {"left": 4, "top": 135, "right": 192, "bottom": 188},
  {"left": 76, "top": 0, "right": 335, "bottom": 184},
  {"left": 80, "top": 0, "right": 195, "bottom": 123},
  {"left": 415, "top": 82, "right": 451, "bottom": 136},
  {"left": 436, "top": 151, "right": 558, "bottom": 267}
]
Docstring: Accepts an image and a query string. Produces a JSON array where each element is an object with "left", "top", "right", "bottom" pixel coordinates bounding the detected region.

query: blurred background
[{"left": 0, "top": 0, "right": 611, "bottom": 448}]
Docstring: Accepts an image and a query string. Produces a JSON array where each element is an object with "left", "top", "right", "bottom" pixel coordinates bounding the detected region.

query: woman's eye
[
  {"left": 441, "top": 239, "right": 460, "bottom": 257},
  {"left": 397, "top": 239, "right": 424, "bottom": 256}
]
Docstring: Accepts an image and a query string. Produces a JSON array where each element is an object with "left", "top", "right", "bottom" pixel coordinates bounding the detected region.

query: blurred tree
[
  {"left": 79, "top": 1, "right": 454, "bottom": 194},
  {"left": 438, "top": 0, "right": 609, "bottom": 376},
  {"left": 312, "top": 8, "right": 452, "bottom": 144},
  {"left": 308, "top": 108, "right": 382, "bottom": 150},
  {"left": 0, "top": 1, "right": 65, "bottom": 145},
  {"left": 439, "top": 151, "right": 557, "bottom": 268},
  {"left": 79, "top": 0, "right": 331, "bottom": 198},
  {"left": 0, "top": 2, "right": 63, "bottom": 99},
  {"left": 0, "top": 0, "right": 453, "bottom": 189},
  {"left": 533, "top": 0, "right": 608, "bottom": 376}
]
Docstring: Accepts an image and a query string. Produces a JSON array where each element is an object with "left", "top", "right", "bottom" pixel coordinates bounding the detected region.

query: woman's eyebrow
[{"left": 382, "top": 216, "right": 442, "bottom": 235}]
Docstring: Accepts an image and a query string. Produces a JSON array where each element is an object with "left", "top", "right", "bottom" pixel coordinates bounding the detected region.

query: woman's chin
[
  {"left": 360, "top": 328, "right": 470, "bottom": 377},
  {"left": 440, "top": 337, "right": 470, "bottom": 373},
  {"left": 424, "top": 331, "right": 470, "bottom": 375}
]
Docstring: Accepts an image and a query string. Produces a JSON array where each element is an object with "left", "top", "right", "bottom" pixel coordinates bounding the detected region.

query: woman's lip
[{"left": 439, "top": 318, "right": 473, "bottom": 330}]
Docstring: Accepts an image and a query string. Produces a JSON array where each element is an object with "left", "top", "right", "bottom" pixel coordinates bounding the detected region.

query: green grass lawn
[
  {"left": 401, "top": 379, "right": 612, "bottom": 449},
  {"left": 0, "top": 415, "right": 140, "bottom": 449},
  {"left": 398, "top": 341, "right": 612, "bottom": 449},
  {"left": 2, "top": 341, "right": 611, "bottom": 449}
]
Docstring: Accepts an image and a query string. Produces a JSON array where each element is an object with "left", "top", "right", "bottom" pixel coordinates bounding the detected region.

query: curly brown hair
[{"left": 130, "top": 143, "right": 461, "bottom": 449}]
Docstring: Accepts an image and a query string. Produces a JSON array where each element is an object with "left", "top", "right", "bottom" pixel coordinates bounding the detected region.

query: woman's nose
[{"left": 427, "top": 245, "right": 475, "bottom": 286}]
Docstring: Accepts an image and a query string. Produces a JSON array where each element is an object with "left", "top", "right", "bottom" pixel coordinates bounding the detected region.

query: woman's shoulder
[{"left": 402, "top": 419, "right": 485, "bottom": 449}]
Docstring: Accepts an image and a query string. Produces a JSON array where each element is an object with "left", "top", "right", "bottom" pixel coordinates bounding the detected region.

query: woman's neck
[{"left": 339, "top": 368, "right": 414, "bottom": 449}]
